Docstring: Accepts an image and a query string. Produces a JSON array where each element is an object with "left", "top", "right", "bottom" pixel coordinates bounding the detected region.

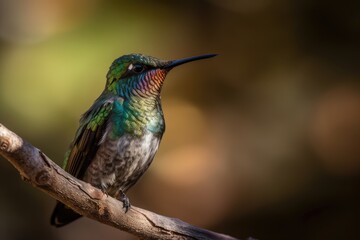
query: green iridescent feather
[{"left": 62, "top": 99, "right": 113, "bottom": 173}]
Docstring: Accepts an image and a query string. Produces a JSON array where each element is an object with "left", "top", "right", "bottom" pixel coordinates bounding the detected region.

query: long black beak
[{"left": 164, "top": 54, "right": 217, "bottom": 69}]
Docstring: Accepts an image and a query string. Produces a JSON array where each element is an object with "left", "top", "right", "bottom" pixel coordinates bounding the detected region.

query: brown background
[{"left": 0, "top": 0, "right": 360, "bottom": 239}]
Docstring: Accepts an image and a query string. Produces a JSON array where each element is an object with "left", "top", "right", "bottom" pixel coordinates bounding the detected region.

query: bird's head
[{"left": 105, "top": 53, "right": 216, "bottom": 98}]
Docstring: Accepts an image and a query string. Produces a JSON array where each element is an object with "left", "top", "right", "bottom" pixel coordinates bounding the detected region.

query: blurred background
[{"left": 1, "top": 0, "right": 360, "bottom": 239}]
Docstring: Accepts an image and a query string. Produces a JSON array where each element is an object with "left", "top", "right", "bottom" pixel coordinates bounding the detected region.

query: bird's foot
[{"left": 119, "top": 190, "right": 131, "bottom": 213}]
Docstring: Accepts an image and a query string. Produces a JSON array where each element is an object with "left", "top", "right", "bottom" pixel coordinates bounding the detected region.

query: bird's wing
[{"left": 63, "top": 99, "right": 116, "bottom": 178}]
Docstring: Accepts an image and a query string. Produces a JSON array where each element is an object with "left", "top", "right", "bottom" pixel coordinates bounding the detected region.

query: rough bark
[{"left": 0, "top": 123, "right": 240, "bottom": 240}]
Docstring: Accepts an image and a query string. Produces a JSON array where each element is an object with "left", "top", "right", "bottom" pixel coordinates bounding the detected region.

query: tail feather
[{"left": 51, "top": 201, "right": 82, "bottom": 227}]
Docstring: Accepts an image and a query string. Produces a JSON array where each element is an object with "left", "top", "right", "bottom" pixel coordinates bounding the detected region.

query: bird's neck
[{"left": 111, "top": 95, "right": 165, "bottom": 137}]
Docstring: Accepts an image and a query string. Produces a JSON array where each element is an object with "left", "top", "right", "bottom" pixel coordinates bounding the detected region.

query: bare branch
[{"left": 0, "top": 123, "right": 240, "bottom": 240}]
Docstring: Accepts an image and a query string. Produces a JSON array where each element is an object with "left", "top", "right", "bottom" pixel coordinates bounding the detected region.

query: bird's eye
[{"left": 128, "top": 63, "right": 145, "bottom": 73}]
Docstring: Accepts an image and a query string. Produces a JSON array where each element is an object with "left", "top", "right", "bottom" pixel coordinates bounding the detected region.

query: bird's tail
[{"left": 50, "top": 201, "right": 82, "bottom": 227}]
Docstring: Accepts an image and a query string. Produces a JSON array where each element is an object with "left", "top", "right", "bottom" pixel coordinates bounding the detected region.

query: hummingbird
[{"left": 50, "top": 53, "right": 217, "bottom": 227}]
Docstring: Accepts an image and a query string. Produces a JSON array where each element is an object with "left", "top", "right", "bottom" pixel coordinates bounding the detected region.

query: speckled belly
[{"left": 83, "top": 131, "right": 160, "bottom": 197}]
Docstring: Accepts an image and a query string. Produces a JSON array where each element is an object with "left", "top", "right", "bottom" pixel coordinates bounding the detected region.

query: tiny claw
[{"left": 119, "top": 190, "right": 131, "bottom": 213}]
